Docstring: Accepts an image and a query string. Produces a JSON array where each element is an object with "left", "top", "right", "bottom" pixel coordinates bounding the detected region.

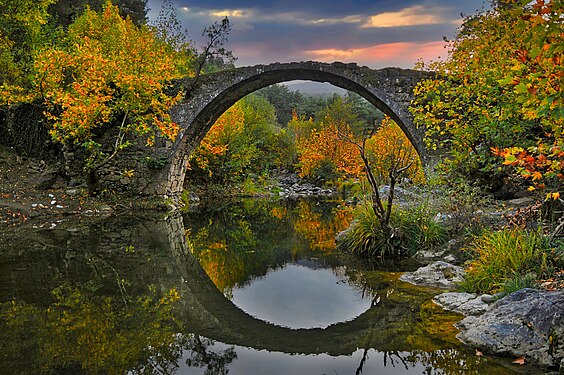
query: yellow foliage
[
  {"left": 190, "top": 102, "right": 245, "bottom": 174},
  {"left": 34, "top": 2, "right": 188, "bottom": 151}
]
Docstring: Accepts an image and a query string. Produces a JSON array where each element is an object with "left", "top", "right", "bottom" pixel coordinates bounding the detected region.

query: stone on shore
[
  {"left": 433, "top": 292, "right": 490, "bottom": 316},
  {"left": 456, "top": 288, "right": 564, "bottom": 369},
  {"left": 399, "top": 261, "right": 465, "bottom": 289}
]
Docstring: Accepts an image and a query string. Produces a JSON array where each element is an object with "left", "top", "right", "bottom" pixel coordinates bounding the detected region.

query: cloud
[
  {"left": 310, "top": 15, "right": 364, "bottom": 25},
  {"left": 363, "top": 5, "right": 443, "bottom": 28},
  {"left": 210, "top": 9, "right": 247, "bottom": 18},
  {"left": 146, "top": 0, "right": 486, "bottom": 68},
  {"left": 304, "top": 41, "right": 448, "bottom": 67}
]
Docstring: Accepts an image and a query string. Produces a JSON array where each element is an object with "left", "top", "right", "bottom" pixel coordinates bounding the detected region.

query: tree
[
  {"left": 338, "top": 116, "right": 419, "bottom": 251},
  {"left": 495, "top": 0, "right": 563, "bottom": 205},
  {"left": 410, "top": 1, "right": 544, "bottom": 191},
  {"left": 187, "top": 94, "right": 280, "bottom": 185},
  {"left": 292, "top": 97, "right": 423, "bottom": 255},
  {"left": 47, "top": 0, "right": 148, "bottom": 28},
  {"left": 190, "top": 17, "right": 236, "bottom": 88},
  {"left": 411, "top": 0, "right": 563, "bottom": 200},
  {"left": 34, "top": 2, "right": 186, "bottom": 190},
  {"left": 256, "top": 84, "right": 306, "bottom": 126},
  {"left": 0, "top": 0, "right": 56, "bottom": 101}
]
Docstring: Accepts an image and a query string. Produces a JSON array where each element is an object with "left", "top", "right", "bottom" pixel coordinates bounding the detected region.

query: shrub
[
  {"left": 460, "top": 229, "right": 557, "bottom": 294},
  {"left": 502, "top": 273, "right": 538, "bottom": 295},
  {"left": 338, "top": 202, "right": 447, "bottom": 258}
]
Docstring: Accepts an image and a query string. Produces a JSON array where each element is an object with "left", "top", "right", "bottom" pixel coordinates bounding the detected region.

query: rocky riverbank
[
  {"left": 401, "top": 260, "right": 564, "bottom": 372},
  {"left": 0, "top": 146, "right": 170, "bottom": 227}
]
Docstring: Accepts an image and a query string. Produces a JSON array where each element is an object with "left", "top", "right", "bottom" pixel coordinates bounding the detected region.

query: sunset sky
[{"left": 147, "top": 0, "right": 488, "bottom": 68}]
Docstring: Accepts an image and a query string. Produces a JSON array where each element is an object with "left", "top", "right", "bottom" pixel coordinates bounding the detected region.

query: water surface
[{"left": 0, "top": 198, "right": 543, "bottom": 374}]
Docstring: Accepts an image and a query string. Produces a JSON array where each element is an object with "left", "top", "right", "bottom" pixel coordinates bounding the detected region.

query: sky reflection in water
[{"left": 230, "top": 262, "right": 372, "bottom": 329}]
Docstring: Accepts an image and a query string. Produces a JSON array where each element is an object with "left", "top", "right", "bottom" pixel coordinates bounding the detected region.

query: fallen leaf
[
  {"left": 513, "top": 356, "right": 525, "bottom": 365},
  {"left": 475, "top": 349, "right": 483, "bottom": 357}
]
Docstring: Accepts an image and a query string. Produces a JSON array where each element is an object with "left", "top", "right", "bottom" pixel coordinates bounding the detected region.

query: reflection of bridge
[
  {"left": 2, "top": 213, "right": 448, "bottom": 356},
  {"left": 155, "top": 213, "right": 444, "bottom": 355},
  {"left": 140, "top": 62, "right": 434, "bottom": 199}
]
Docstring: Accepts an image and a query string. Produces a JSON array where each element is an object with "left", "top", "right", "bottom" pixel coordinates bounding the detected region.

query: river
[{"left": 0, "top": 197, "right": 542, "bottom": 374}]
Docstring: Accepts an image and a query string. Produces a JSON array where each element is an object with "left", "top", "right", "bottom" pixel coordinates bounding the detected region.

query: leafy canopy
[
  {"left": 410, "top": 0, "right": 563, "bottom": 197},
  {"left": 35, "top": 2, "right": 186, "bottom": 164},
  {"left": 0, "top": 0, "right": 56, "bottom": 100}
]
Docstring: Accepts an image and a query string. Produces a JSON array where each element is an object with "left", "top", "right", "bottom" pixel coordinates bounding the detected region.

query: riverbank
[
  {"left": 0, "top": 146, "right": 176, "bottom": 227},
  {"left": 1, "top": 145, "right": 562, "bottom": 372},
  {"left": 401, "top": 260, "right": 564, "bottom": 372}
]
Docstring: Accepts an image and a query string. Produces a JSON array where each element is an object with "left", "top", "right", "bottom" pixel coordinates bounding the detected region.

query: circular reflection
[{"left": 230, "top": 262, "right": 372, "bottom": 329}]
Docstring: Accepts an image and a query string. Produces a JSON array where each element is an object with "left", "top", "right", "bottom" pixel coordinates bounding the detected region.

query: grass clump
[
  {"left": 460, "top": 229, "right": 560, "bottom": 294},
  {"left": 338, "top": 202, "right": 447, "bottom": 258}
]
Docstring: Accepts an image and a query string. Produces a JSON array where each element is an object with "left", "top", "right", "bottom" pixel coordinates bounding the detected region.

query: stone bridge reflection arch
[
  {"left": 162, "top": 62, "right": 434, "bottom": 198},
  {"left": 160, "top": 212, "right": 435, "bottom": 355}
]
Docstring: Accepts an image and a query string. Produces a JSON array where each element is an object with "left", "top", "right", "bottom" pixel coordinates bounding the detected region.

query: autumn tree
[
  {"left": 495, "top": 0, "right": 563, "bottom": 202},
  {"left": 411, "top": 0, "right": 563, "bottom": 200},
  {"left": 293, "top": 96, "right": 421, "bottom": 187},
  {"left": 0, "top": 0, "right": 56, "bottom": 101},
  {"left": 34, "top": 2, "right": 186, "bottom": 190},
  {"left": 292, "top": 96, "right": 424, "bottom": 255},
  {"left": 187, "top": 94, "right": 280, "bottom": 186}
]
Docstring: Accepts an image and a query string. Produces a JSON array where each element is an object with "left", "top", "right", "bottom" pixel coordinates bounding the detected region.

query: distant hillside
[{"left": 282, "top": 81, "right": 346, "bottom": 97}]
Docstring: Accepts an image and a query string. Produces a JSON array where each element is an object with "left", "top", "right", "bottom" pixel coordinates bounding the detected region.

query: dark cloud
[{"left": 147, "top": 0, "right": 487, "bottom": 67}]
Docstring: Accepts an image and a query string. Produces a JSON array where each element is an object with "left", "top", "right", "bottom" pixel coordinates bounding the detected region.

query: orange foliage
[
  {"left": 294, "top": 109, "right": 423, "bottom": 183},
  {"left": 189, "top": 102, "right": 245, "bottom": 174},
  {"left": 293, "top": 201, "right": 353, "bottom": 251},
  {"left": 35, "top": 2, "right": 184, "bottom": 150},
  {"left": 297, "top": 124, "right": 364, "bottom": 179},
  {"left": 366, "top": 117, "right": 424, "bottom": 183}
]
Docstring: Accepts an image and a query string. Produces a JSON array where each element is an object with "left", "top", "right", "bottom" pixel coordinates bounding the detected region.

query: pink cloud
[{"left": 303, "top": 41, "right": 448, "bottom": 68}]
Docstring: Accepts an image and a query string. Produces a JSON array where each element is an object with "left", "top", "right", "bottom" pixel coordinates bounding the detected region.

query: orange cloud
[
  {"left": 304, "top": 41, "right": 448, "bottom": 67},
  {"left": 363, "top": 6, "right": 443, "bottom": 28}
]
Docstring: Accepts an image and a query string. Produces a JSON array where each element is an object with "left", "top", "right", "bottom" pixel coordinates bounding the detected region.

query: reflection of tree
[
  {"left": 293, "top": 201, "right": 352, "bottom": 251},
  {"left": 186, "top": 199, "right": 354, "bottom": 295},
  {"left": 186, "top": 199, "right": 290, "bottom": 296},
  {"left": 185, "top": 335, "right": 237, "bottom": 375},
  {"left": 0, "top": 285, "right": 185, "bottom": 374},
  {"left": 405, "top": 349, "right": 504, "bottom": 374}
]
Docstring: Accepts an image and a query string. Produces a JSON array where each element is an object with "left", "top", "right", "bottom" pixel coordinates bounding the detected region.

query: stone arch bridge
[{"left": 135, "top": 61, "right": 434, "bottom": 199}]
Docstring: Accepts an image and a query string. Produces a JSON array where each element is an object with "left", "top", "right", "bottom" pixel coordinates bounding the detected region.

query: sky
[{"left": 146, "top": 0, "right": 488, "bottom": 69}]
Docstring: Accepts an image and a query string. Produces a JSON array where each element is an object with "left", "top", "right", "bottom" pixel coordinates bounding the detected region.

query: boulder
[
  {"left": 399, "top": 261, "right": 465, "bottom": 289},
  {"left": 433, "top": 292, "right": 489, "bottom": 316},
  {"left": 456, "top": 288, "right": 564, "bottom": 369}
]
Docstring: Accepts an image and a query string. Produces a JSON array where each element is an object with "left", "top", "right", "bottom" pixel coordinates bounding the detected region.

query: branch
[
  {"left": 549, "top": 215, "right": 564, "bottom": 240},
  {"left": 95, "top": 110, "right": 129, "bottom": 169}
]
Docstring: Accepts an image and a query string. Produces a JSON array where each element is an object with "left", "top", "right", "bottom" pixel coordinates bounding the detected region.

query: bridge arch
[{"left": 164, "top": 62, "right": 433, "bottom": 198}]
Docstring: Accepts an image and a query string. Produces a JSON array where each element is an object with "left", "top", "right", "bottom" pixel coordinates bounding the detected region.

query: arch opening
[{"left": 165, "top": 64, "right": 429, "bottom": 198}]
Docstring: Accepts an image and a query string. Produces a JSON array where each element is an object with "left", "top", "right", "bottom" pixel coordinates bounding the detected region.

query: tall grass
[
  {"left": 460, "top": 229, "right": 556, "bottom": 294},
  {"left": 338, "top": 202, "right": 447, "bottom": 257}
]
